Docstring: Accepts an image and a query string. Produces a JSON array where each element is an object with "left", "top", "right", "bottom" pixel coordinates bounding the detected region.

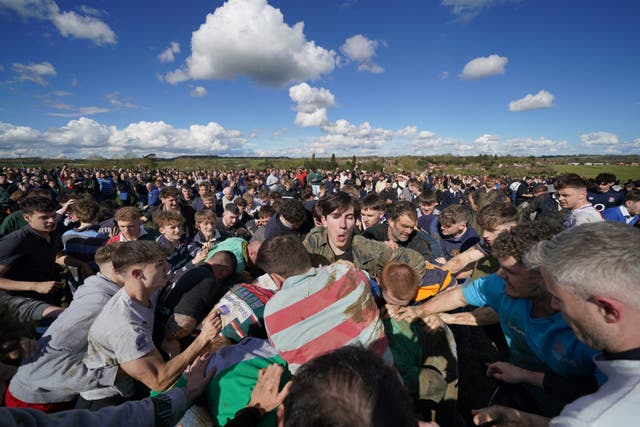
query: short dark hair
[
  {"left": 361, "top": 194, "right": 385, "bottom": 211},
  {"left": 318, "top": 191, "right": 360, "bottom": 218},
  {"left": 554, "top": 174, "right": 587, "bottom": 191},
  {"left": 283, "top": 346, "right": 415, "bottom": 427},
  {"left": 256, "top": 234, "right": 311, "bottom": 278},
  {"left": 595, "top": 173, "right": 616, "bottom": 185},
  {"left": 258, "top": 204, "right": 276, "bottom": 219},
  {"left": 69, "top": 199, "right": 102, "bottom": 223},
  {"left": 476, "top": 203, "right": 519, "bottom": 231},
  {"left": 159, "top": 186, "right": 180, "bottom": 199},
  {"left": 625, "top": 188, "right": 640, "bottom": 203},
  {"left": 439, "top": 205, "right": 470, "bottom": 227},
  {"left": 386, "top": 201, "right": 417, "bottom": 222},
  {"left": 224, "top": 204, "right": 240, "bottom": 215},
  {"left": 20, "top": 196, "right": 58, "bottom": 215},
  {"left": 417, "top": 190, "right": 437, "bottom": 205},
  {"left": 492, "top": 220, "right": 562, "bottom": 265},
  {"left": 279, "top": 199, "right": 307, "bottom": 228},
  {"left": 111, "top": 241, "right": 169, "bottom": 272},
  {"left": 95, "top": 242, "right": 121, "bottom": 266}
]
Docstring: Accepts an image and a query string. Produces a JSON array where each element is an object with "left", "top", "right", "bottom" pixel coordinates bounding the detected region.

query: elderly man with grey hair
[{"left": 473, "top": 222, "right": 640, "bottom": 427}]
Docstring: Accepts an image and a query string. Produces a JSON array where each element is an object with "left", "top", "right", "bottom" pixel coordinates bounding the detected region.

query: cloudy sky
[{"left": 1, "top": 0, "right": 639, "bottom": 159}]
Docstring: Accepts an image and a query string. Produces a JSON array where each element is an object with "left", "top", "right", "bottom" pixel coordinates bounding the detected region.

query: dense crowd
[{"left": 0, "top": 164, "right": 639, "bottom": 427}]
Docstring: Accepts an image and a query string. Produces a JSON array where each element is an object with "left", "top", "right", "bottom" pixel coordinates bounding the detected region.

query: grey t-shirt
[
  {"left": 9, "top": 274, "right": 121, "bottom": 403},
  {"left": 82, "top": 288, "right": 156, "bottom": 400}
]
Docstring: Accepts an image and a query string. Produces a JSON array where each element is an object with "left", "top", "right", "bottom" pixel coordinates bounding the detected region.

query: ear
[
  {"left": 320, "top": 215, "right": 328, "bottom": 226},
  {"left": 593, "top": 296, "right": 622, "bottom": 323},
  {"left": 130, "top": 267, "right": 144, "bottom": 280},
  {"left": 276, "top": 404, "right": 285, "bottom": 427}
]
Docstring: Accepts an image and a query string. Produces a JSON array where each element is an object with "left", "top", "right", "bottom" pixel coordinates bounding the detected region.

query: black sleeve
[
  {"left": 173, "top": 275, "right": 224, "bottom": 321},
  {"left": 543, "top": 371, "right": 598, "bottom": 401},
  {"left": 223, "top": 407, "right": 264, "bottom": 427}
]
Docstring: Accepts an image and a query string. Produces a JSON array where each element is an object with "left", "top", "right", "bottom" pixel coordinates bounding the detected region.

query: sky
[{"left": 1, "top": 0, "right": 639, "bottom": 159}]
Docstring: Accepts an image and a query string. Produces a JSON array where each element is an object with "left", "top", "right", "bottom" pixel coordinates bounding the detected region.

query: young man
[
  {"left": 106, "top": 206, "right": 158, "bottom": 244},
  {"left": 555, "top": 174, "right": 603, "bottom": 228},
  {"left": 359, "top": 193, "right": 386, "bottom": 231},
  {"left": 80, "top": 241, "right": 222, "bottom": 408},
  {"left": 187, "top": 209, "right": 220, "bottom": 258},
  {"left": 391, "top": 221, "right": 599, "bottom": 417},
  {"left": 263, "top": 198, "right": 309, "bottom": 240},
  {"left": 587, "top": 172, "right": 624, "bottom": 211},
  {"left": 6, "top": 244, "right": 124, "bottom": 411},
  {"left": 154, "top": 210, "right": 200, "bottom": 275},
  {"left": 303, "top": 192, "right": 426, "bottom": 280},
  {"left": 437, "top": 204, "right": 480, "bottom": 261},
  {"left": 474, "top": 222, "right": 640, "bottom": 427},
  {"left": 142, "top": 186, "right": 196, "bottom": 237},
  {"left": 602, "top": 188, "right": 640, "bottom": 226},
  {"left": 61, "top": 199, "right": 109, "bottom": 276}
]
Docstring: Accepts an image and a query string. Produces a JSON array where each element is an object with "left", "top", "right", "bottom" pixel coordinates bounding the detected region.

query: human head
[
  {"left": 198, "top": 183, "right": 210, "bottom": 197},
  {"left": 594, "top": 173, "right": 616, "bottom": 193},
  {"left": 439, "top": 205, "right": 470, "bottom": 237},
  {"left": 360, "top": 194, "right": 385, "bottom": 229},
  {"left": 111, "top": 240, "right": 170, "bottom": 289},
  {"left": 525, "top": 222, "right": 640, "bottom": 350},
  {"left": 386, "top": 201, "right": 417, "bottom": 243},
  {"left": 68, "top": 199, "right": 101, "bottom": 224},
  {"left": 201, "top": 191, "right": 216, "bottom": 210},
  {"left": 114, "top": 207, "right": 142, "bottom": 241},
  {"left": 280, "top": 346, "right": 415, "bottom": 427},
  {"left": 222, "top": 204, "right": 240, "bottom": 228},
  {"left": 378, "top": 262, "right": 419, "bottom": 306},
  {"left": 532, "top": 184, "right": 548, "bottom": 197},
  {"left": 491, "top": 220, "right": 562, "bottom": 299},
  {"left": 319, "top": 192, "right": 359, "bottom": 254},
  {"left": 623, "top": 189, "right": 640, "bottom": 216},
  {"left": 94, "top": 243, "right": 123, "bottom": 284},
  {"left": 206, "top": 250, "right": 237, "bottom": 282},
  {"left": 153, "top": 210, "right": 184, "bottom": 241},
  {"left": 417, "top": 190, "right": 437, "bottom": 216},
  {"left": 554, "top": 174, "right": 588, "bottom": 210},
  {"left": 256, "top": 204, "right": 276, "bottom": 226},
  {"left": 279, "top": 199, "right": 307, "bottom": 229},
  {"left": 223, "top": 186, "right": 234, "bottom": 200},
  {"left": 159, "top": 186, "right": 181, "bottom": 210},
  {"left": 21, "top": 196, "right": 58, "bottom": 233},
  {"left": 256, "top": 234, "right": 312, "bottom": 284},
  {"left": 476, "top": 203, "right": 520, "bottom": 246},
  {"left": 195, "top": 209, "right": 217, "bottom": 240}
]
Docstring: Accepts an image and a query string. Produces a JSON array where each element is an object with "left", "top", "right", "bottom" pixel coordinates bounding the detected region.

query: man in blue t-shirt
[
  {"left": 587, "top": 173, "right": 624, "bottom": 211},
  {"left": 390, "top": 221, "right": 599, "bottom": 417}
]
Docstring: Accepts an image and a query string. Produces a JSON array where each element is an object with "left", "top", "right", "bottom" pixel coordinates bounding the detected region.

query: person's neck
[
  {"left": 572, "top": 201, "right": 591, "bottom": 211},
  {"left": 280, "top": 215, "right": 294, "bottom": 230},
  {"left": 386, "top": 224, "right": 397, "bottom": 242},
  {"left": 530, "top": 293, "right": 555, "bottom": 318},
  {"left": 164, "top": 236, "right": 180, "bottom": 247},
  {"left": 328, "top": 238, "right": 350, "bottom": 256},
  {"left": 124, "top": 285, "right": 152, "bottom": 307}
]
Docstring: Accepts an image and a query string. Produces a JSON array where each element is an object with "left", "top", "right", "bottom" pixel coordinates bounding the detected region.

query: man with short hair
[
  {"left": 473, "top": 222, "right": 640, "bottom": 427},
  {"left": 80, "top": 241, "right": 222, "bottom": 409},
  {"left": 587, "top": 172, "right": 624, "bottom": 211},
  {"left": 303, "top": 192, "right": 426, "bottom": 280},
  {"left": 602, "top": 189, "right": 640, "bottom": 226},
  {"left": 106, "top": 206, "right": 158, "bottom": 244},
  {"left": 359, "top": 193, "right": 386, "bottom": 231},
  {"left": 555, "top": 174, "right": 603, "bottom": 228},
  {"left": 263, "top": 198, "right": 309, "bottom": 240},
  {"left": 142, "top": 186, "right": 196, "bottom": 236},
  {"left": 216, "top": 204, "right": 243, "bottom": 240}
]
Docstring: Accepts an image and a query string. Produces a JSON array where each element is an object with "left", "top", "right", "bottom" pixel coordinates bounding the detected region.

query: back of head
[
  {"left": 70, "top": 199, "right": 102, "bottom": 223},
  {"left": 379, "top": 262, "right": 419, "bottom": 302},
  {"left": 114, "top": 206, "right": 140, "bottom": 222},
  {"left": 439, "top": 204, "right": 470, "bottom": 227},
  {"left": 526, "top": 222, "right": 640, "bottom": 308},
  {"left": 624, "top": 188, "right": 640, "bottom": 203},
  {"left": 256, "top": 234, "right": 311, "bottom": 278},
  {"left": 283, "top": 346, "right": 415, "bottom": 427},
  {"left": 279, "top": 199, "right": 307, "bottom": 227}
]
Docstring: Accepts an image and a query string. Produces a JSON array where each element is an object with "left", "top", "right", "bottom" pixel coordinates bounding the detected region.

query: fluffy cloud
[
  {"left": 460, "top": 54, "right": 508, "bottom": 80},
  {"left": 12, "top": 61, "right": 56, "bottom": 86},
  {"left": 158, "top": 42, "right": 181, "bottom": 63},
  {"left": 508, "top": 90, "right": 554, "bottom": 112},
  {"left": 190, "top": 86, "right": 207, "bottom": 97},
  {"left": 0, "top": 118, "right": 249, "bottom": 158},
  {"left": 289, "top": 83, "right": 335, "bottom": 127},
  {"left": 0, "top": 0, "right": 117, "bottom": 45},
  {"left": 580, "top": 131, "right": 618, "bottom": 146},
  {"left": 340, "top": 34, "right": 384, "bottom": 74},
  {"left": 474, "top": 133, "right": 500, "bottom": 152},
  {"left": 442, "top": 0, "right": 522, "bottom": 22},
  {"left": 106, "top": 91, "right": 139, "bottom": 109},
  {"left": 504, "top": 136, "right": 568, "bottom": 155},
  {"left": 165, "top": 0, "right": 336, "bottom": 87}
]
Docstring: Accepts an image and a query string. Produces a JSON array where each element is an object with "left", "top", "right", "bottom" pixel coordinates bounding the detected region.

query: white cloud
[
  {"left": 165, "top": 0, "right": 336, "bottom": 87},
  {"left": 474, "top": 133, "right": 500, "bottom": 152},
  {"left": 158, "top": 41, "right": 181, "bottom": 63},
  {"left": 460, "top": 54, "right": 508, "bottom": 80},
  {"left": 439, "top": 71, "right": 450, "bottom": 80},
  {"left": 508, "top": 90, "right": 554, "bottom": 112},
  {"left": 580, "top": 131, "right": 618, "bottom": 146},
  {"left": 505, "top": 136, "right": 568, "bottom": 155},
  {"left": 0, "top": 0, "right": 117, "bottom": 45},
  {"left": 190, "top": 86, "right": 207, "bottom": 97},
  {"left": 12, "top": 61, "right": 56, "bottom": 86},
  {"left": 340, "top": 34, "right": 384, "bottom": 74},
  {"left": 0, "top": 118, "right": 250, "bottom": 158},
  {"left": 106, "top": 91, "right": 139, "bottom": 109},
  {"left": 442, "top": 0, "right": 522, "bottom": 23},
  {"left": 289, "top": 83, "right": 335, "bottom": 127}
]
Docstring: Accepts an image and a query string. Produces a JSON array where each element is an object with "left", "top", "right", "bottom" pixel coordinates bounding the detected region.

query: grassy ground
[{"left": 551, "top": 165, "right": 640, "bottom": 182}]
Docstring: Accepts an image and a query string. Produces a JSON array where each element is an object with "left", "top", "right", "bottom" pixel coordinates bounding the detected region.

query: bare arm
[
  {"left": 486, "top": 362, "right": 545, "bottom": 388},
  {"left": 440, "top": 307, "right": 499, "bottom": 326},
  {"left": 164, "top": 313, "right": 198, "bottom": 341},
  {"left": 472, "top": 405, "right": 549, "bottom": 427},
  {"left": 442, "top": 246, "right": 484, "bottom": 275},
  {"left": 388, "top": 286, "right": 468, "bottom": 323}
]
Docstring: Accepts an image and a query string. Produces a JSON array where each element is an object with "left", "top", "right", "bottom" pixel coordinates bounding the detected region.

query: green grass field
[{"left": 551, "top": 165, "right": 640, "bottom": 183}]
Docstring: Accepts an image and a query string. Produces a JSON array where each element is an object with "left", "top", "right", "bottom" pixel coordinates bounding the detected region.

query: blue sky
[{"left": 1, "top": 0, "right": 639, "bottom": 159}]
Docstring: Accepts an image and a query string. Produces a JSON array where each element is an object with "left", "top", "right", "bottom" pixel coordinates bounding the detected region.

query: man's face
[
  {"left": 419, "top": 202, "right": 437, "bottom": 216},
  {"left": 626, "top": 200, "right": 640, "bottom": 216},
  {"left": 222, "top": 211, "right": 238, "bottom": 227},
  {"left": 140, "top": 259, "right": 170, "bottom": 290},
  {"left": 482, "top": 222, "right": 517, "bottom": 247},
  {"left": 160, "top": 222, "right": 182, "bottom": 241},
  {"left": 388, "top": 214, "right": 416, "bottom": 243},
  {"left": 542, "top": 268, "right": 609, "bottom": 350},
  {"left": 181, "top": 188, "right": 191, "bottom": 199},
  {"left": 24, "top": 210, "right": 57, "bottom": 234},
  {"left": 440, "top": 221, "right": 466, "bottom": 237},
  {"left": 496, "top": 256, "right": 543, "bottom": 299},
  {"left": 197, "top": 220, "right": 215, "bottom": 240},
  {"left": 322, "top": 205, "right": 356, "bottom": 253},
  {"left": 557, "top": 187, "right": 585, "bottom": 210},
  {"left": 117, "top": 219, "right": 141, "bottom": 240},
  {"left": 203, "top": 198, "right": 215, "bottom": 209},
  {"left": 161, "top": 196, "right": 180, "bottom": 210},
  {"left": 198, "top": 186, "right": 208, "bottom": 196},
  {"left": 597, "top": 182, "right": 613, "bottom": 193},
  {"left": 361, "top": 208, "right": 383, "bottom": 228}
]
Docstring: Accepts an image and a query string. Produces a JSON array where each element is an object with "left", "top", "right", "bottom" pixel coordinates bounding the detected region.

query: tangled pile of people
[{"left": 0, "top": 164, "right": 638, "bottom": 427}]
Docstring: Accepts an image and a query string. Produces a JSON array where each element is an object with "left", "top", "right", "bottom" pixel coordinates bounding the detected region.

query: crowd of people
[{"left": 0, "top": 163, "right": 639, "bottom": 427}]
